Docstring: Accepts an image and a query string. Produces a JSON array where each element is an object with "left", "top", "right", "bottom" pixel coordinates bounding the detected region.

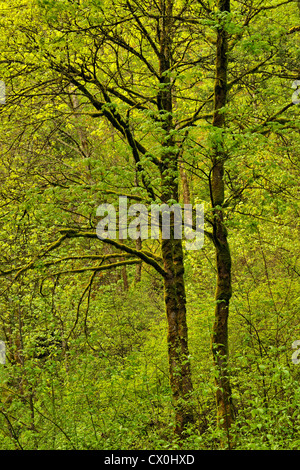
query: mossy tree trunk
[
  {"left": 210, "top": 0, "right": 235, "bottom": 446},
  {"left": 162, "top": 237, "right": 194, "bottom": 436},
  {"left": 158, "top": 0, "right": 194, "bottom": 437}
]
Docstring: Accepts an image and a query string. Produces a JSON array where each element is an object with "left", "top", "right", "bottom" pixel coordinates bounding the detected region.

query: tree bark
[
  {"left": 162, "top": 236, "right": 194, "bottom": 436},
  {"left": 135, "top": 235, "right": 142, "bottom": 283},
  {"left": 210, "top": 0, "right": 235, "bottom": 446},
  {"left": 158, "top": 0, "right": 194, "bottom": 437}
]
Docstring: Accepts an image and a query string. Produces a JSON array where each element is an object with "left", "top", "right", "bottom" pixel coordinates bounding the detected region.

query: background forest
[{"left": 0, "top": 0, "right": 300, "bottom": 451}]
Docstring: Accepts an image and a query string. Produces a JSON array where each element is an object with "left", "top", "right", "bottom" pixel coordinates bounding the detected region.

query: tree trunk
[
  {"left": 162, "top": 236, "right": 194, "bottom": 436},
  {"left": 135, "top": 235, "right": 142, "bottom": 283},
  {"left": 210, "top": 0, "right": 235, "bottom": 446},
  {"left": 158, "top": 0, "right": 194, "bottom": 437}
]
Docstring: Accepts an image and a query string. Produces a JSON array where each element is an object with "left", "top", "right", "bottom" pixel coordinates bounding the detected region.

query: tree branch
[{"left": 59, "top": 229, "right": 167, "bottom": 277}]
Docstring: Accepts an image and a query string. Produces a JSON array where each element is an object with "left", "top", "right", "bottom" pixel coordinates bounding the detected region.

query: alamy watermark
[
  {"left": 292, "top": 80, "right": 300, "bottom": 105},
  {"left": 96, "top": 196, "right": 204, "bottom": 251},
  {"left": 0, "top": 81, "right": 5, "bottom": 105},
  {"left": 0, "top": 341, "right": 5, "bottom": 365},
  {"left": 292, "top": 340, "right": 300, "bottom": 365}
]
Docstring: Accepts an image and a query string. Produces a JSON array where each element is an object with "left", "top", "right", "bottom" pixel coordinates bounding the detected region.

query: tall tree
[
  {"left": 0, "top": 0, "right": 197, "bottom": 437},
  {"left": 210, "top": 0, "right": 235, "bottom": 443},
  {"left": 1, "top": 0, "right": 300, "bottom": 446}
]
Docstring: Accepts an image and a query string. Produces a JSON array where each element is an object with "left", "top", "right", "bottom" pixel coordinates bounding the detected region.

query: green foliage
[{"left": 0, "top": 0, "right": 300, "bottom": 451}]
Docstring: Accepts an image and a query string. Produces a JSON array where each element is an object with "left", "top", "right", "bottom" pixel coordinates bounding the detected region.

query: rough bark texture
[
  {"left": 210, "top": 0, "right": 235, "bottom": 446},
  {"left": 162, "top": 236, "right": 194, "bottom": 436},
  {"left": 158, "top": 0, "right": 194, "bottom": 437}
]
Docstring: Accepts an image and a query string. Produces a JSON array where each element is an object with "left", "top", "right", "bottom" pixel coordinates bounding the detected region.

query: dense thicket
[{"left": 0, "top": 0, "right": 300, "bottom": 450}]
